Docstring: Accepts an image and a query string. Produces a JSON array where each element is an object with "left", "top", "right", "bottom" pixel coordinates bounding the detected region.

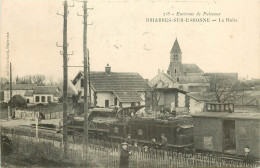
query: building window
[
  {"left": 175, "top": 69, "right": 177, "bottom": 73},
  {"left": 174, "top": 54, "right": 178, "bottom": 61},
  {"left": 27, "top": 99, "right": 29, "bottom": 103},
  {"left": 131, "top": 102, "right": 135, "bottom": 106},
  {"left": 81, "top": 78, "right": 84, "bottom": 87},
  {"left": 42, "top": 96, "right": 46, "bottom": 102},
  {"left": 47, "top": 96, "right": 52, "bottom": 102},
  {"left": 36, "top": 96, "right": 39, "bottom": 102},
  {"left": 119, "top": 102, "right": 122, "bottom": 107},
  {"left": 105, "top": 100, "right": 109, "bottom": 107},
  {"left": 114, "top": 98, "right": 117, "bottom": 106}
]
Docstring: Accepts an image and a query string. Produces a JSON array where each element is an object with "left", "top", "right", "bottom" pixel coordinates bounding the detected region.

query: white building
[
  {"left": 4, "top": 84, "right": 36, "bottom": 102},
  {"left": 72, "top": 64, "right": 151, "bottom": 109},
  {"left": 32, "top": 86, "right": 60, "bottom": 104}
]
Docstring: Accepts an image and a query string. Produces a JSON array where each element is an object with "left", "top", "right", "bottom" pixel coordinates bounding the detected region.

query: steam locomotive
[{"left": 68, "top": 106, "right": 194, "bottom": 150}]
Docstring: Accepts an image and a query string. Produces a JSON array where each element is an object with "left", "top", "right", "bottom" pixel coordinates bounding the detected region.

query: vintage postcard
[{"left": 0, "top": 0, "right": 259, "bottom": 167}]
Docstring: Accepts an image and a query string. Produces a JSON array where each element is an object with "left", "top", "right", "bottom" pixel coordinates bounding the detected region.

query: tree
[
  {"left": 205, "top": 76, "right": 248, "bottom": 103},
  {"left": 8, "top": 95, "right": 27, "bottom": 108},
  {"left": 15, "top": 75, "right": 32, "bottom": 84},
  {"left": 32, "top": 74, "right": 46, "bottom": 86}
]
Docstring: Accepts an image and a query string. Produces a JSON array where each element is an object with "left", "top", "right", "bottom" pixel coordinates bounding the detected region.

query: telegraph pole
[
  {"left": 9, "top": 62, "right": 12, "bottom": 99},
  {"left": 83, "top": 0, "right": 89, "bottom": 160},
  {"left": 9, "top": 62, "right": 12, "bottom": 119},
  {"left": 88, "top": 49, "right": 91, "bottom": 106},
  {"left": 62, "top": 0, "right": 68, "bottom": 157}
]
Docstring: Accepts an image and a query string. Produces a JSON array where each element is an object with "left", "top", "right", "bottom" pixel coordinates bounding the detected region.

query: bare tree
[
  {"left": 205, "top": 76, "right": 248, "bottom": 103},
  {"left": 15, "top": 75, "right": 32, "bottom": 84},
  {"left": 32, "top": 74, "right": 46, "bottom": 86}
]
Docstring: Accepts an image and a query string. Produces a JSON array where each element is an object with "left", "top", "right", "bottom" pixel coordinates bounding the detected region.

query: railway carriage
[{"left": 192, "top": 103, "right": 260, "bottom": 159}]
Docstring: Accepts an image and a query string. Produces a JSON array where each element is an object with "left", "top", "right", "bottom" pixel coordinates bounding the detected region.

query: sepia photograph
[{"left": 0, "top": 0, "right": 259, "bottom": 167}]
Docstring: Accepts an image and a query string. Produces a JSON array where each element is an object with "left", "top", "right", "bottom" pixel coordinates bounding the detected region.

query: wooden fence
[
  {"left": 5, "top": 133, "right": 259, "bottom": 168},
  {"left": 44, "top": 111, "right": 63, "bottom": 119},
  {"left": 15, "top": 110, "right": 39, "bottom": 119},
  {"left": 14, "top": 110, "right": 62, "bottom": 120}
]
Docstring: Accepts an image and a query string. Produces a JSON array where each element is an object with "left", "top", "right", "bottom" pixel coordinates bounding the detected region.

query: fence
[
  {"left": 15, "top": 110, "right": 39, "bottom": 119},
  {"left": 5, "top": 133, "right": 259, "bottom": 168},
  {"left": 44, "top": 111, "right": 63, "bottom": 119}
]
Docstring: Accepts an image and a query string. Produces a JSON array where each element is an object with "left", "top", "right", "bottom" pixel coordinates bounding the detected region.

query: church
[
  {"left": 150, "top": 38, "right": 209, "bottom": 93},
  {"left": 167, "top": 39, "right": 204, "bottom": 78},
  {"left": 149, "top": 39, "right": 210, "bottom": 113}
]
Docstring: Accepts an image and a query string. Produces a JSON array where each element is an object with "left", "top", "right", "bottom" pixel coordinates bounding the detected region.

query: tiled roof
[
  {"left": 170, "top": 39, "right": 182, "bottom": 53},
  {"left": 5, "top": 84, "right": 36, "bottom": 90},
  {"left": 113, "top": 91, "right": 143, "bottom": 103},
  {"left": 182, "top": 64, "right": 204, "bottom": 74},
  {"left": 24, "top": 90, "right": 33, "bottom": 97},
  {"left": 73, "top": 71, "right": 151, "bottom": 92},
  {"left": 33, "top": 86, "right": 59, "bottom": 94}
]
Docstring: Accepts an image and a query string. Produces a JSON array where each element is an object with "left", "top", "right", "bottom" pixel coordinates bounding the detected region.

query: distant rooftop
[
  {"left": 34, "top": 86, "right": 59, "bottom": 94},
  {"left": 4, "top": 84, "right": 37, "bottom": 90}
]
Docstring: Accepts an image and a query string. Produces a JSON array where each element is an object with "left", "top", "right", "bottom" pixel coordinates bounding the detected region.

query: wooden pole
[
  {"left": 83, "top": 0, "right": 89, "bottom": 161},
  {"left": 62, "top": 0, "right": 68, "bottom": 157},
  {"left": 9, "top": 62, "right": 12, "bottom": 119},
  {"left": 0, "top": 125, "right": 2, "bottom": 168},
  {"left": 9, "top": 62, "right": 12, "bottom": 98},
  {"left": 36, "top": 115, "right": 38, "bottom": 139},
  {"left": 88, "top": 49, "right": 91, "bottom": 106}
]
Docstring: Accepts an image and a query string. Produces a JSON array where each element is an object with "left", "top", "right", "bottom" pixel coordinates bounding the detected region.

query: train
[
  {"left": 68, "top": 105, "right": 194, "bottom": 151},
  {"left": 67, "top": 102, "right": 260, "bottom": 160}
]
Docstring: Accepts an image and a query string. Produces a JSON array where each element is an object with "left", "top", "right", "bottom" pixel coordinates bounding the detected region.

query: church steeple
[
  {"left": 168, "top": 38, "right": 183, "bottom": 77},
  {"left": 170, "top": 38, "right": 182, "bottom": 53}
]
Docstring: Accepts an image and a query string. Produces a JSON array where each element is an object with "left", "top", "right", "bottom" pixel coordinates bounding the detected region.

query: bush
[{"left": 8, "top": 95, "right": 27, "bottom": 108}]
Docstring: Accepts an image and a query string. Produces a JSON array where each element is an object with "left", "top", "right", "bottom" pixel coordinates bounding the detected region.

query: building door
[
  {"left": 105, "top": 100, "right": 109, "bottom": 108},
  {"left": 223, "top": 120, "right": 236, "bottom": 153}
]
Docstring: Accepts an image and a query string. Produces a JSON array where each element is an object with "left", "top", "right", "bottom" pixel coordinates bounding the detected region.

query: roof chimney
[
  {"left": 105, "top": 64, "right": 111, "bottom": 74},
  {"left": 158, "top": 69, "right": 160, "bottom": 74}
]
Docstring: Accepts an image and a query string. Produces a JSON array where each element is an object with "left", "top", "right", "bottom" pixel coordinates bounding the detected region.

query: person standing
[{"left": 120, "top": 142, "right": 132, "bottom": 168}]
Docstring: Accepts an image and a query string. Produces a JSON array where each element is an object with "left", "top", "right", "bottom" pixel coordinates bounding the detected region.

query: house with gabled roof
[
  {"left": 4, "top": 83, "right": 37, "bottom": 102},
  {"left": 72, "top": 64, "right": 152, "bottom": 110}
]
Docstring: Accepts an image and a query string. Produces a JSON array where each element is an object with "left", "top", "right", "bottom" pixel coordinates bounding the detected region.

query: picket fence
[
  {"left": 7, "top": 133, "right": 259, "bottom": 168},
  {"left": 44, "top": 111, "right": 63, "bottom": 119},
  {"left": 15, "top": 110, "right": 39, "bottom": 119}
]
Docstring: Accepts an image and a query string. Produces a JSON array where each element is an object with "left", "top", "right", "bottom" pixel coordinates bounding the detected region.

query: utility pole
[
  {"left": 83, "top": 0, "right": 89, "bottom": 160},
  {"left": 9, "top": 62, "right": 12, "bottom": 99},
  {"left": 75, "top": 0, "right": 93, "bottom": 161},
  {"left": 88, "top": 49, "right": 91, "bottom": 106},
  {"left": 56, "top": 0, "right": 74, "bottom": 157},
  {"left": 63, "top": 0, "right": 69, "bottom": 157},
  {"left": 9, "top": 62, "right": 12, "bottom": 119}
]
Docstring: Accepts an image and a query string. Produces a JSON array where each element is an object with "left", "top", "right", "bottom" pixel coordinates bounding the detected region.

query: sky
[{"left": 0, "top": 0, "right": 259, "bottom": 82}]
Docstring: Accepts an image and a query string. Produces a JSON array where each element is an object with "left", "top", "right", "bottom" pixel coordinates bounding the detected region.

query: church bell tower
[{"left": 168, "top": 38, "right": 182, "bottom": 78}]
